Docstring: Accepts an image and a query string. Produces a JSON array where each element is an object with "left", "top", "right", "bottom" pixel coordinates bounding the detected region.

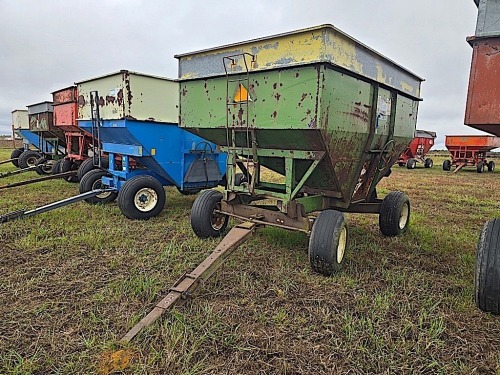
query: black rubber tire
[
  {"left": 34, "top": 157, "right": 53, "bottom": 175},
  {"left": 77, "top": 156, "right": 109, "bottom": 181},
  {"left": 406, "top": 158, "right": 416, "bottom": 170},
  {"left": 475, "top": 218, "right": 500, "bottom": 315},
  {"left": 10, "top": 148, "right": 24, "bottom": 167},
  {"left": 477, "top": 161, "right": 485, "bottom": 173},
  {"left": 60, "top": 158, "right": 79, "bottom": 183},
  {"left": 487, "top": 161, "right": 495, "bottom": 172},
  {"left": 176, "top": 186, "right": 201, "bottom": 195},
  {"left": 117, "top": 175, "right": 166, "bottom": 220},
  {"left": 424, "top": 158, "right": 433, "bottom": 168},
  {"left": 18, "top": 150, "right": 42, "bottom": 169},
  {"left": 379, "top": 191, "right": 410, "bottom": 236},
  {"left": 79, "top": 169, "right": 117, "bottom": 204},
  {"left": 308, "top": 210, "right": 348, "bottom": 276},
  {"left": 51, "top": 159, "right": 63, "bottom": 175},
  {"left": 443, "top": 160, "right": 451, "bottom": 171},
  {"left": 191, "top": 190, "right": 228, "bottom": 238}
]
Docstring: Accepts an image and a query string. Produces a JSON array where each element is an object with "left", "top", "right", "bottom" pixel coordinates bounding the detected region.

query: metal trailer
[
  {"left": 443, "top": 135, "right": 500, "bottom": 173},
  {"left": 76, "top": 70, "right": 228, "bottom": 220},
  {"left": 51, "top": 86, "right": 94, "bottom": 182},
  {"left": 2, "top": 110, "right": 64, "bottom": 177},
  {"left": 397, "top": 129, "right": 437, "bottom": 169},
  {"left": 119, "top": 24, "right": 424, "bottom": 343},
  {"left": 25, "top": 101, "right": 66, "bottom": 172},
  {"left": 467, "top": 0, "right": 500, "bottom": 315}
]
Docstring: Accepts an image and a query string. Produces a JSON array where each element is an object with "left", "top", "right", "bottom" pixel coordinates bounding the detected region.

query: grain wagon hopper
[
  {"left": 50, "top": 86, "right": 95, "bottom": 182},
  {"left": 76, "top": 70, "right": 228, "bottom": 219},
  {"left": 25, "top": 101, "right": 66, "bottom": 171},
  {"left": 0, "top": 70, "right": 229, "bottom": 221},
  {"left": 118, "top": 25, "right": 424, "bottom": 342},
  {"left": 397, "top": 129, "right": 436, "bottom": 169},
  {"left": 1, "top": 109, "right": 65, "bottom": 178},
  {"left": 443, "top": 135, "right": 500, "bottom": 173},
  {"left": 466, "top": 0, "right": 500, "bottom": 315}
]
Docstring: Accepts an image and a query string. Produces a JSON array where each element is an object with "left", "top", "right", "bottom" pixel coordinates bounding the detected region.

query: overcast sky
[{"left": 0, "top": 0, "right": 483, "bottom": 148}]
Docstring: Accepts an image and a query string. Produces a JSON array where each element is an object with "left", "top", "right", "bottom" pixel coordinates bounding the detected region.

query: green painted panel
[
  {"left": 319, "top": 67, "right": 373, "bottom": 200},
  {"left": 180, "top": 63, "right": 418, "bottom": 206},
  {"left": 180, "top": 65, "right": 320, "bottom": 134}
]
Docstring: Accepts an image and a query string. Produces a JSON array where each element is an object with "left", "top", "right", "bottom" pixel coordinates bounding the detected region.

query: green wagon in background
[{"left": 176, "top": 24, "right": 423, "bottom": 275}]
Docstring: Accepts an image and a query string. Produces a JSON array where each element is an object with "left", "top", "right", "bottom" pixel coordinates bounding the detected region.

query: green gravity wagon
[{"left": 176, "top": 25, "right": 423, "bottom": 276}]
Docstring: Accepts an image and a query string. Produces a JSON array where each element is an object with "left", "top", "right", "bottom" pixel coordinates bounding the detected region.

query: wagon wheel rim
[
  {"left": 337, "top": 225, "right": 347, "bottom": 264},
  {"left": 92, "top": 180, "right": 112, "bottom": 199},
  {"left": 41, "top": 161, "right": 53, "bottom": 173},
  {"left": 399, "top": 203, "right": 409, "bottom": 230},
  {"left": 210, "top": 202, "right": 226, "bottom": 231},
  {"left": 27, "top": 156, "right": 38, "bottom": 166},
  {"left": 134, "top": 188, "right": 158, "bottom": 212}
]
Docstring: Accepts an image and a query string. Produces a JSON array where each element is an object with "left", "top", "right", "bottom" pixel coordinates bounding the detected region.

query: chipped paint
[
  {"left": 176, "top": 24, "right": 423, "bottom": 99},
  {"left": 76, "top": 71, "right": 178, "bottom": 122},
  {"left": 400, "top": 81, "right": 415, "bottom": 94}
]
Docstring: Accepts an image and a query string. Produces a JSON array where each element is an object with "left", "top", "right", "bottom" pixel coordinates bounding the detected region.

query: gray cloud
[{"left": 0, "top": 0, "right": 483, "bottom": 149}]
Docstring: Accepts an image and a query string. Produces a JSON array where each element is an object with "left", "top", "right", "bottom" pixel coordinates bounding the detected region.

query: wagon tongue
[{"left": 0, "top": 188, "right": 117, "bottom": 223}]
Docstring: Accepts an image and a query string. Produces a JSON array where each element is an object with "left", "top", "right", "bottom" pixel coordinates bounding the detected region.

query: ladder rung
[
  {"left": 227, "top": 79, "right": 249, "bottom": 83},
  {"left": 226, "top": 101, "right": 251, "bottom": 105}
]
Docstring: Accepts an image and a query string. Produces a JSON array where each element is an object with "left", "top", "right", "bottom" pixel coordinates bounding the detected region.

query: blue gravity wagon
[{"left": 76, "top": 70, "right": 227, "bottom": 219}]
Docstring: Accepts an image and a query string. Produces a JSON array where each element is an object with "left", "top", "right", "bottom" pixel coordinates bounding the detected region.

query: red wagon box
[
  {"left": 465, "top": 37, "right": 500, "bottom": 137},
  {"left": 52, "top": 85, "right": 95, "bottom": 166},
  {"left": 398, "top": 129, "right": 436, "bottom": 169},
  {"left": 444, "top": 135, "right": 500, "bottom": 173},
  {"left": 52, "top": 86, "right": 79, "bottom": 132}
]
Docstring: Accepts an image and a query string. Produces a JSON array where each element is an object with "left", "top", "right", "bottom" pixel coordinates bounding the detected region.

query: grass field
[{"left": 0, "top": 148, "right": 499, "bottom": 374}]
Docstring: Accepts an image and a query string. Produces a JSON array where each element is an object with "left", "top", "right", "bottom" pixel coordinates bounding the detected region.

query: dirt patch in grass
[{"left": 0, "top": 150, "right": 499, "bottom": 374}]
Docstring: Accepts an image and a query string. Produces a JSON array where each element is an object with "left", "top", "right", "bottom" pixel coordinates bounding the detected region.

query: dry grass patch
[{"left": 0, "top": 149, "right": 499, "bottom": 374}]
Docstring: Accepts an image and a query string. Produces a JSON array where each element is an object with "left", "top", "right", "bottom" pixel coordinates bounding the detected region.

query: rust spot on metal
[
  {"left": 117, "top": 89, "right": 124, "bottom": 106},
  {"left": 105, "top": 95, "right": 116, "bottom": 105},
  {"left": 271, "top": 111, "right": 277, "bottom": 118},
  {"left": 237, "top": 108, "right": 245, "bottom": 125},
  {"left": 182, "top": 87, "right": 188, "bottom": 96},
  {"left": 295, "top": 72, "right": 300, "bottom": 78},
  {"left": 275, "top": 93, "right": 281, "bottom": 101},
  {"left": 77, "top": 95, "right": 86, "bottom": 106},
  {"left": 273, "top": 83, "right": 277, "bottom": 90},
  {"left": 125, "top": 75, "right": 133, "bottom": 108},
  {"left": 98, "top": 96, "right": 105, "bottom": 106}
]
